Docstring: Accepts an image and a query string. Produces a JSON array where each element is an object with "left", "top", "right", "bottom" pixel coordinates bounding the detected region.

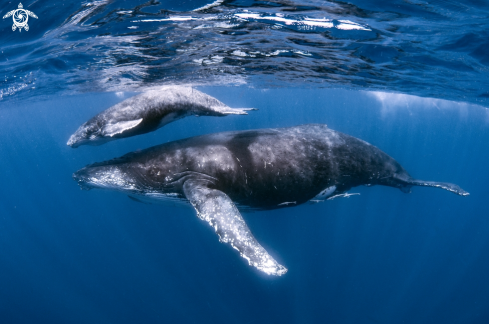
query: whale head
[
  {"left": 72, "top": 156, "right": 191, "bottom": 204},
  {"left": 67, "top": 119, "right": 109, "bottom": 148},
  {"left": 67, "top": 117, "right": 144, "bottom": 148},
  {"left": 73, "top": 161, "right": 140, "bottom": 193}
]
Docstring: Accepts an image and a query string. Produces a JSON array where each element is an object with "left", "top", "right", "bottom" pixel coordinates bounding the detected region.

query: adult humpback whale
[
  {"left": 73, "top": 124, "right": 469, "bottom": 275},
  {"left": 67, "top": 86, "right": 255, "bottom": 148}
]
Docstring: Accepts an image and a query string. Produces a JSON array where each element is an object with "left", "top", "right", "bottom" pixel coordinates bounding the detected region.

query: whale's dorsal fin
[
  {"left": 103, "top": 118, "right": 143, "bottom": 137},
  {"left": 182, "top": 180, "right": 287, "bottom": 276}
]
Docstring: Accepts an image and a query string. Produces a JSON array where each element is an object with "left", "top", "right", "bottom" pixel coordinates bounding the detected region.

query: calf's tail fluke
[{"left": 406, "top": 179, "right": 469, "bottom": 196}]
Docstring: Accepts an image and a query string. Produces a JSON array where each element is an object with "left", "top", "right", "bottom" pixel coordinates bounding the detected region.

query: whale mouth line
[
  {"left": 66, "top": 135, "right": 77, "bottom": 147},
  {"left": 72, "top": 172, "right": 94, "bottom": 190},
  {"left": 67, "top": 141, "right": 80, "bottom": 148},
  {"left": 72, "top": 166, "right": 140, "bottom": 193},
  {"left": 72, "top": 173, "right": 93, "bottom": 190},
  {"left": 67, "top": 133, "right": 90, "bottom": 148},
  {"left": 74, "top": 176, "right": 134, "bottom": 191}
]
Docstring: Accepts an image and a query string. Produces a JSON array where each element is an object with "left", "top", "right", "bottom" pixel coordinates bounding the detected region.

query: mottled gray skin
[
  {"left": 73, "top": 124, "right": 469, "bottom": 275},
  {"left": 67, "top": 86, "right": 255, "bottom": 148}
]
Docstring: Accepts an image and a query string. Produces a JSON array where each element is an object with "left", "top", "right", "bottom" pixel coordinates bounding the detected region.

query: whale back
[{"left": 73, "top": 124, "right": 469, "bottom": 206}]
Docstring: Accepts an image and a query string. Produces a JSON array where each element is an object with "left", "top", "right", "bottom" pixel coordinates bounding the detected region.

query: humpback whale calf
[
  {"left": 72, "top": 124, "right": 469, "bottom": 275},
  {"left": 67, "top": 86, "right": 255, "bottom": 148}
]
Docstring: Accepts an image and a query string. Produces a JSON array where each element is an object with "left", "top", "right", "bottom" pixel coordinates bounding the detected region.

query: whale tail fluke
[
  {"left": 393, "top": 174, "right": 469, "bottom": 196},
  {"left": 406, "top": 179, "right": 469, "bottom": 196}
]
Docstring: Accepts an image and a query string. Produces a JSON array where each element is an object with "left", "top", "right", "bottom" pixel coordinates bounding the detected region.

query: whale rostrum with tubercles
[
  {"left": 72, "top": 124, "right": 469, "bottom": 275},
  {"left": 67, "top": 86, "right": 256, "bottom": 148}
]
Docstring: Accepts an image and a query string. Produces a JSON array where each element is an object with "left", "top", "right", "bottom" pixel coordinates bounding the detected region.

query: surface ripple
[{"left": 1, "top": 0, "right": 488, "bottom": 106}]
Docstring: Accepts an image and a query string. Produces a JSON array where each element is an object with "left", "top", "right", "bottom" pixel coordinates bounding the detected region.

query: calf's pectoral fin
[
  {"left": 102, "top": 118, "right": 143, "bottom": 137},
  {"left": 209, "top": 106, "right": 258, "bottom": 116},
  {"left": 394, "top": 174, "right": 469, "bottom": 196},
  {"left": 182, "top": 180, "right": 287, "bottom": 276},
  {"left": 222, "top": 108, "right": 258, "bottom": 115}
]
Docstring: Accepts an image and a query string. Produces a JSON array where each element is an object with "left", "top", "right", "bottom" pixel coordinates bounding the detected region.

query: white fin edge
[{"left": 103, "top": 118, "right": 143, "bottom": 137}]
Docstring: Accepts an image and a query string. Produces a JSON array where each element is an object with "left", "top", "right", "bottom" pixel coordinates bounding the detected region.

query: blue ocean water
[
  {"left": 2, "top": 0, "right": 489, "bottom": 105},
  {"left": 1, "top": 88, "right": 488, "bottom": 323},
  {"left": 1, "top": 1, "right": 489, "bottom": 324}
]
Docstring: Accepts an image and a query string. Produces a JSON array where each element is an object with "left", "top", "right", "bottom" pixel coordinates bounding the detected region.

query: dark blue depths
[{"left": 0, "top": 88, "right": 488, "bottom": 324}]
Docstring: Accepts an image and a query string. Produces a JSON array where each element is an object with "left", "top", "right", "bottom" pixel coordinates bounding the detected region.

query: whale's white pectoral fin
[
  {"left": 221, "top": 108, "right": 258, "bottom": 115},
  {"left": 102, "top": 118, "right": 143, "bottom": 137},
  {"left": 183, "top": 180, "right": 287, "bottom": 276},
  {"left": 209, "top": 106, "right": 258, "bottom": 116}
]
